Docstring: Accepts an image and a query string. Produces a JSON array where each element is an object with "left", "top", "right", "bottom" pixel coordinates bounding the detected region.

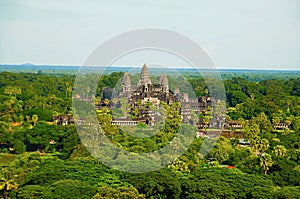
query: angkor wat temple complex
[
  {"left": 119, "top": 64, "right": 176, "bottom": 105},
  {"left": 96, "top": 64, "right": 221, "bottom": 131}
]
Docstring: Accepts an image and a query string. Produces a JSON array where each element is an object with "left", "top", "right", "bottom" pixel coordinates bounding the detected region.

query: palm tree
[
  {"left": 225, "top": 115, "right": 232, "bottom": 124},
  {"left": 47, "top": 94, "right": 56, "bottom": 108},
  {"left": 244, "top": 122, "right": 259, "bottom": 141},
  {"left": 0, "top": 173, "right": 18, "bottom": 199},
  {"left": 259, "top": 138, "right": 269, "bottom": 154},
  {"left": 65, "top": 82, "right": 72, "bottom": 99},
  {"left": 252, "top": 136, "right": 261, "bottom": 156},
  {"left": 25, "top": 115, "right": 31, "bottom": 123},
  {"left": 168, "top": 159, "right": 190, "bottom": 172},
  {"left": 260, "top": 153, "right": 273, "bottom": 175},
  {"left": 203, "top": 116, "right": 211, "bottom": 133},
  {"left": 32, "top": 114, "right": 38, "bottom": 126},
  {"left": 273, "top": 145, "right": 287, "bottom": 157},
  {"left": 252, "top": 137, "right": 269, "bottom": 156}
]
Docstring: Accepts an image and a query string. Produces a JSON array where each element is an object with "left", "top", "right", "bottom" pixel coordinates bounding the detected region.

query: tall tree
[
  {"left": 259, "top": 153, "right": 273, "bottom": 175},
  {"left": 244, "top": 122, "right": 259, "bottom": 141},
  {"left": 31, "top": 115, "right": 38, "bottom": 126},
  {"left": 259, "top": 138, "right": 269, "bottom": 154},
  {"left": 273, "top": 145, "right": 287, "bottom": 157},
  {"left": 252, "top": 136, "right": 269, "bottom": 156},
  {"left": 0, "top": 172, "right": 18, "bottom": 199}
]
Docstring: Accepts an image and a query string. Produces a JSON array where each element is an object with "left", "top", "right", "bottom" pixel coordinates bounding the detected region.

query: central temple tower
[{"left": 138, "top": 63, "right": 152, "bottom": 86}]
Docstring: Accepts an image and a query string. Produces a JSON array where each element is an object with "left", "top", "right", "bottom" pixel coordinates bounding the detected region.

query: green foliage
[
  {"left": 13, "top": 140, "right": 26, "bottom": 154},
  {"left": 122, "top": 168, "right": 182, "bottom": 199},
  {"left": 208, "top": 136, "right": 234, "bottom": 163},
  {"left": 226, "top": 147, "right": 251, "bottom": 166},
  {"left": 0, "top": 72, "right": 300, "bottom": 198},
  {"left": 236, "top": 156, "right": 262, "bottom": 174},
  {"left": 243, "top": 121, "right": 260, "bottom": 141},
  {"left": 97, "top": 101, "right": 183, "bottom": 154},
  {"left": 93, "top": 186, "right": 145, "bottom": 199},
  {"left": 22, "top": 108, "right": 53, "bottom": 122},
  {"left": 276, "top": 186, "right": 300, "bottom": 199},
  {"left": 181, "top": 168, "right": 274, "bottom": 199},
  {"left": 21, "top": 158, "right": 126, "bottom": 188},
  {"left": 268, "top": 156, "right": 300, "bottom": 186},
  {"left": 18, "top": 185, "right": 49, "bottom": 199},
  {"left": 45, "top": 180, "right": 97, "bottom": 199},
  {"left": 0, "top": 154, "right": 17, "bottom": 167},
  {"left": 136, "top": 122, "right": 147, "bottom": 128},
  {"left": 69, "top": 143, "right": 90, "bottom": 160},
  {"left": 3, "top": 85, "right": 22, "bottom": 97}
]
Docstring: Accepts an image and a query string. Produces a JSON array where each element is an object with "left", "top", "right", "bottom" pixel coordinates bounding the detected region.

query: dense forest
[{"left": 0, "top": 71, "right": 299, "bottom": 198}]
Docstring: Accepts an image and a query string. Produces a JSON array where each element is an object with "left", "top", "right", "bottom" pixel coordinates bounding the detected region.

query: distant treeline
[{"left": 1, "top": 64, "right": 300, "bottom": 82}]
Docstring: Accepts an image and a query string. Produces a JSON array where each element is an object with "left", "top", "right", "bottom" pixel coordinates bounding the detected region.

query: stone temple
[
  {"left": 114, "top": 64, "right": 177, "bottom": 126},
  {"left": 119, "top": 64, "right": 173, "bottom": 103},
  {"left": 97, "top": 63, "right": 221, "bottom": 129}
]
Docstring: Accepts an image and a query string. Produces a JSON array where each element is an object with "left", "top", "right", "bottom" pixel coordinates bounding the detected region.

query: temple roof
[
  {"left": 122, "top": 73, "right": 131, "bottom": 83},
  {"left": 141, "top": 63, "right": 149, "bottom": 75},
  {"left": 161, "top": 75, "right": 168, "bottom": 85}
]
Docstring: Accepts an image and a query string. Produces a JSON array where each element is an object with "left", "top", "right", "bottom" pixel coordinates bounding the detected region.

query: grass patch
[{"left": 0, "top": 153, "right": 18, "bottom": 167}]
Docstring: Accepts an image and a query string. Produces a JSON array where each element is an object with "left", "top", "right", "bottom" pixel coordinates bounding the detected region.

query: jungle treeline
[{"left": 0, "top": 72, "right": 299, "bottom": 199}]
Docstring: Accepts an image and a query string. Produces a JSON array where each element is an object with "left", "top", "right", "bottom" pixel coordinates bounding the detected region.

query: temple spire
[
  {"left": 138, "top": 63, "right": 152, "bottom": 86},
  {"left": 122, "top": 73, "right": 131, "bottom": 92},
  {"left": 159, "top": 74, "right": 169, "bottom": 93},
  {"left": 141, "top": 63, "right": 149, "bottom": 75}
]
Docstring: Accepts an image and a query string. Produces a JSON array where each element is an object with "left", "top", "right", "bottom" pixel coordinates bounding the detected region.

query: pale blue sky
[{"left": 0, "top": 0, "right": 299, "bottom": 69}]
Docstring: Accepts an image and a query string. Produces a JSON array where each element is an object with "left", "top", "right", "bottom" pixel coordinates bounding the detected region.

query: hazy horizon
[{"left": 1, "top": 63, "right": 300, "bottom": 71}]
